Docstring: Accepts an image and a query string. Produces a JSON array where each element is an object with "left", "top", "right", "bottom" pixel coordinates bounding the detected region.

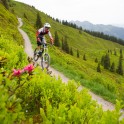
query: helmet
[{"left": 44, "top": 23, "right": 51, "bottom": 28}]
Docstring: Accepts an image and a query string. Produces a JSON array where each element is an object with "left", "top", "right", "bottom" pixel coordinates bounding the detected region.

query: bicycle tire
[
  {"left": 41, "top": 53, "right": 50, "bottom": 70},
  {"left": 33, "top": 48, "right": 39, "bottom": 61}
]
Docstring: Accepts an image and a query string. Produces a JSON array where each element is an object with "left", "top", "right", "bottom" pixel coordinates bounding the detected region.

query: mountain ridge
[{"left": 71, "top": 20, "right": 124, "bottom": 40}]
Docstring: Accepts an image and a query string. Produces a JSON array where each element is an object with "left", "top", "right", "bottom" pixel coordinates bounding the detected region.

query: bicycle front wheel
[{"left": 41, "top": 53, "right": 50, "bottom": 70}]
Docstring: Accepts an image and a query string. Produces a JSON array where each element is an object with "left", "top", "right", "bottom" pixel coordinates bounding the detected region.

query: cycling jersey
[{"left": 37, "top": 27, "right": 52, "bottom": 38}]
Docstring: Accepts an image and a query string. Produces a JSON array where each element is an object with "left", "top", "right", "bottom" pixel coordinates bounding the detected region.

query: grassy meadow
[
  {"left": 11, "top": 1, "right": 124, "bottom": 103},
  {"left": 0, "top": 1, "right": 124, "bottom": 123}
]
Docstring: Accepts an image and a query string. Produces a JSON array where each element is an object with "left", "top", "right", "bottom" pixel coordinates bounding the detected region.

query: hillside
[
  {"left": 0, "top": 1, "right": 124, "bottom": 123},
  {"left": 0, "top": 2, "right": 27, "bottom": 69},
  {"left": 10, "top": 0, "right": 124, "bottom": 103},
  {"left": 11, "top": 1, "right": 124, "bottom": 56}
]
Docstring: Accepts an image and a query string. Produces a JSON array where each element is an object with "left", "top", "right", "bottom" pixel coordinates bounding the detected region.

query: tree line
[
  {"left": 54, "top": 18, "right": 124, "bottom": 46},
  {"left": 84, "top": 30, "right": 124, "bottom": 46},
  {"left": 97, "top": 49, "right": 124, "bottom": 75}
]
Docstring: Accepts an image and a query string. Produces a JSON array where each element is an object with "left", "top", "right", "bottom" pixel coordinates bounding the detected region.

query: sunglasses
[{"left": 45, "top": 27, "right": 50, "bottom": 29}]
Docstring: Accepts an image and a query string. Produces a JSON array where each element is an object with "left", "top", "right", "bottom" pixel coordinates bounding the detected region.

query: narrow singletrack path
[
  {"left": 17, "top": 18, "right": 124, "bottom": 118},
  {"left": 18, "top": 18, "right": 34, "bottom": 57}
]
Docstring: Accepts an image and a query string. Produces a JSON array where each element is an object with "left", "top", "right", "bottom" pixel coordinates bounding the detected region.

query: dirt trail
[
  {"left": 18, "top": 18, "right": 34, "bottom": 57},
  {"left": 17, "top": 18, "right": 124, "bottom": 118}
]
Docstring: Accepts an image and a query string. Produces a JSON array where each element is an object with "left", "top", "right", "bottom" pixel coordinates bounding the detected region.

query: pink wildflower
[
  {"left": 24, "top": 64, "right": 34, "bottom": 73},
  {"left": 13, "top": 69, "right": 23, "bottom": 77}
]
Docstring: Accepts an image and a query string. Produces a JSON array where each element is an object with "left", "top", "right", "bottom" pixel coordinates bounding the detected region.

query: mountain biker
[{"left": 36, "top": 23, "right": 54, "bottom": 53}]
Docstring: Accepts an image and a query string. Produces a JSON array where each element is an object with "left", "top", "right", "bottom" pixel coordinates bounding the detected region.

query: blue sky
[{"left": 15, "top": 0, "right": 124, "bottom": 25}]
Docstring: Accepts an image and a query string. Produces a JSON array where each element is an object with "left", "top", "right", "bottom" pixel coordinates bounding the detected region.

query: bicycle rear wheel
[
  {"left": 33, "top": 48, "right": 39, "bottom": 61},
  {"left": 41, "top": 53, "right": 50, "bottom": 70}
]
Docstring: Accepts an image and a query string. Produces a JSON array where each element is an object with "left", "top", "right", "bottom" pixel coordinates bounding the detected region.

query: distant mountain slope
[{"left": 71, "top": 21, "right": 124, "bottom": 40}]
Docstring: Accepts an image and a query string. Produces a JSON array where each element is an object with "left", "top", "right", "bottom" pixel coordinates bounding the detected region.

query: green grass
[
  {"left": 1, "top": 2, "right": 124, "bottom": 123},
  {"left": 49, "top": 52, "right": 117, "bottom": 103},
  {"left": 11, "top": 1, "right": 124, "bottom": 104}
]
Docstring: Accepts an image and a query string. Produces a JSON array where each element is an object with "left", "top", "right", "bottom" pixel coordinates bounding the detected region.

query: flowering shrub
[
  {"left": 12, "top": 64, "right": 34, "bottom": 77},
  {"left": 23, "top": 64, "right": 34, "bottom": 73},
  {"left": 13, "top": 69, "right": 24, "bottom": 77}
]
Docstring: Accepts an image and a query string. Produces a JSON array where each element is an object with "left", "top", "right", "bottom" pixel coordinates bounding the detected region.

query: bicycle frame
[
  {"left": 42, "top": 44, "right": 49, "bottom": 55},
  {"left": 41, "top": 44, "right": 50, "bottom": 70}
]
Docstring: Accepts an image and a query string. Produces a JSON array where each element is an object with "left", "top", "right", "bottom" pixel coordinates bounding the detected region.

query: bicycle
[{"left": 33, "top": 43, "right": 50, "bottom": 70}]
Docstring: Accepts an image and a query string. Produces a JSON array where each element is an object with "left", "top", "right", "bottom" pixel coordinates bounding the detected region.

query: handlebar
[{"left": 43, "top": 42, "right": 53, "bottom": 47}]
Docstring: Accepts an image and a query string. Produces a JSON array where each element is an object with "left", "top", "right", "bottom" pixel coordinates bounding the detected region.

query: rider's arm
[
  {"left": 48, "top": 31, "right": 52, "bottom": 37},
  {"left": 48, "top": 31, "right": 54, "bottom": 44}
]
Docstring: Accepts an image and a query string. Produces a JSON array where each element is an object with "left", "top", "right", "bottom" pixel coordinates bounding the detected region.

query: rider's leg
[
  {"left": 37, "top": 36, "right": 43, "bottom": 51},
  {"left": 36, "top": 42, "right": 41, "bottom": 56},
  {"left": 37, "top": 42, "right": 41, "bottom": 50}
]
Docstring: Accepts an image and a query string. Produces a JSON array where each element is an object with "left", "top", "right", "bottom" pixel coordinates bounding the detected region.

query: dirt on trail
[{"left": 17, "top": 18, "right": 124, "bottom": 118}]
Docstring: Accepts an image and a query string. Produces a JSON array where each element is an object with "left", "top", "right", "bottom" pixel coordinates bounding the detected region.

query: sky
[{"left": 15, "top": 0, "right": 124, "bottom": 25}]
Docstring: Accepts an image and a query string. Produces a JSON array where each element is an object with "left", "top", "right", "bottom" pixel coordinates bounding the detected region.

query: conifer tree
[
  {"left": 54, "top": 31, "right": 60, "bottom": 47},
  {"left": 110, "top": 62, "right": 115, "bottom": 72},
  {"left": 61, "top": 37, "right": 69, "bottom": 53},
  {"left": 97, "top": 63, "right": 101, "bottom": 73},
  {"left": 1, "top": 0, "right": 9, "bottom": 9},
  {"left": 24, "top": 13, "right": 28, "bottom": 20},
  {"left": 95, "top": 58, "right": 98, "bottom": 63},
  {"left": 116, "top": 57, "right": 123, "bottom": 75},
  {"left": 70, "top": 47, "right": 73, "bottom": 56},
  {"left": 63, "top": 36, "right": 69, "bottom": 54},
  {"left": 83, "top": 54, "right": 86, "bottom": 60},
  {"left": 64, "top": 40, "right": 69, "bottom": 54},
  {"left": 120, "top": 48, "right": 123, "bottom": 59},
  {"left": 77, "top": 49, "right": 80, "bottom": 58},
  {"left": 116, "top": 50, "right": 123, "bottom": 75},
  {"left": 35, "top": 12, "right": 42, "bottom": 29},
  {"left": 103, "top": 53, "right": 110, "bottom": 69},
  {"left": 101, "top": 55, "right": 105, "bottom": 66}
]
